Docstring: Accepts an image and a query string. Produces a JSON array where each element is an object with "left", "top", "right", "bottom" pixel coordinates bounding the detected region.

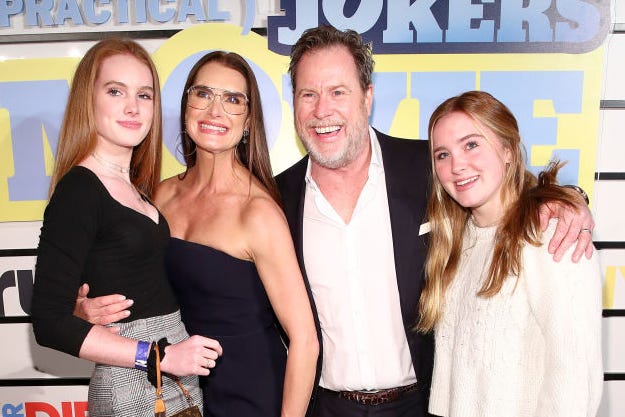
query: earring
[
  {"left": 184, "top": 143, "right": 197, "bottom": 157},
  {"left": 241, "top": 129, "right": 249, "bottom": 144},
  {"left": 175, "top": 132, "right": 197, "bottom": 159}
]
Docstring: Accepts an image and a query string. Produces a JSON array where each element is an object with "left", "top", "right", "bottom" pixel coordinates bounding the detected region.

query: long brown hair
[
  {"left": 179, "top": 51, "right": 280, "bottom": 204},
  {"left": 418, "top": 90, "right": 582, "bottom": 332},
  {"left": 49, "top": 38, "right": 162, "bottom": 198}
]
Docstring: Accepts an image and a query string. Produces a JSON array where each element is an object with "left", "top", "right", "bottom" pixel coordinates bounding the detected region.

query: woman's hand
[{"left": 160, "top": 335, "right": 223, "bottom": 377}]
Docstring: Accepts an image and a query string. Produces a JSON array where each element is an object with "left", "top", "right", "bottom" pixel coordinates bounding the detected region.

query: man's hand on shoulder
[
  {"left": 538, "top": 200, "right": 595, "bottom": 263},
  {"left": 73, "top": 283, "right": 133, "bottom": 333}
]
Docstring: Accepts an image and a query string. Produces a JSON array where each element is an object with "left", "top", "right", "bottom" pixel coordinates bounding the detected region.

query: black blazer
[{"left": 275, "top": 129, "right": 435, "bottom": 413}]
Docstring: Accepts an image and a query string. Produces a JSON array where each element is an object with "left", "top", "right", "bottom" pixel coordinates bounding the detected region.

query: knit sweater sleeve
[
  {"left": 31, "top": 168, "right": 99, "bottom": 357},
  {"left": 523, "top": 224, "right": 603, "bottom": 417}
]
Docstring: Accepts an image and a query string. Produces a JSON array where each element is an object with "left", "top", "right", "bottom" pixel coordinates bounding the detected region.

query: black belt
[{"left": 320, "top": 382, "right": 419, "bottom": 406}]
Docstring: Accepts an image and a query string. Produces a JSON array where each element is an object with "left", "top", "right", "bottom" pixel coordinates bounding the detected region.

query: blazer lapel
[{"left": 376, "top": 130, "right": 430, "bottom": 331}]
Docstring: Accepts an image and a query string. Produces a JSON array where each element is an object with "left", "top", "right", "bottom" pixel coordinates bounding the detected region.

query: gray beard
[{"left": 300, "top": 127, "right": 368, "bottom": 170}]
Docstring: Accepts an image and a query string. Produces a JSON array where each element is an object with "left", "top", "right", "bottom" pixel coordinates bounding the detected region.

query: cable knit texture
[{"left": 429, "top": 219, "right": 603, "bottom": 417}]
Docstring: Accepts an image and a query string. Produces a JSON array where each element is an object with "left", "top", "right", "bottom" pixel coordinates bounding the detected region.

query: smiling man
[{"left": 275, "top": 25, "right": 595, "bottom": 417}]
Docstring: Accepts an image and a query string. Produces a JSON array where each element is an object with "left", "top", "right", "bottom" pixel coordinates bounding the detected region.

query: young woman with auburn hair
[{"left": 32, "top": 38, "right": 222, "bottom": 416}]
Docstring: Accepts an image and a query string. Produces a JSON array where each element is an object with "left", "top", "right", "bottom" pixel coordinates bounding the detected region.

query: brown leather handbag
[{"left": 153, "top": 345, "right": 202, "bottom": 417}]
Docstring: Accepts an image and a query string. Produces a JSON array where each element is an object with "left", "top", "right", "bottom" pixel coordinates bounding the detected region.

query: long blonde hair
[
  {"left": 417, "top": 91, "right": 581, "bottom": 332},
  {"left": 49, "top": 38, "right": 162, "bottom": 198}
]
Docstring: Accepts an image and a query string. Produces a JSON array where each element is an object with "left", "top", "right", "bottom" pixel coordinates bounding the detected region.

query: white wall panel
[
  {"left": 597, "top": 109, "right": 625, "bottom": 173},
  {"left": 0, "top": 222, "right": 40, "bottom": 250},
  {"left": 598, "top": 381, "right": 625, "bottom": 417},
  {"left": 0, "top": 323, "right": 93, "bottom": 379},
  {"left": 614, "top": 0, "right": 625, "bottom": 23},
  {"left": 592, "top": 181, "right": 625, "bottom": 241},
  {"left": 603, "top": 317, "right": 625, "bottom": 372},
  {"left": 600, "top": 34, "right": 625, "bottom": 99},
  {"left": 600, "top": 249, "right": 625, "bottom": 309}
]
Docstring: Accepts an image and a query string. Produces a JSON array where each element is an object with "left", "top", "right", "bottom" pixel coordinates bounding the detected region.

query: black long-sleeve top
[{"left": 31, "top": 166, "right": 178, "bottom": 356}]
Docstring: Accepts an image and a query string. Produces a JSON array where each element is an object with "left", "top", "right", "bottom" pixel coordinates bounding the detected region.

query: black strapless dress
[{"left": 165, "top": 238, "right": 287, "bottom": 417}]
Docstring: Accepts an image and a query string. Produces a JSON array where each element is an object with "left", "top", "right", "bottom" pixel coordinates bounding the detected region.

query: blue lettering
[
  {"left": 555, "top": 0, "right": 601, "bottom": 43},
  {"left": 446, "top": 0, "right": 494, "bottom": 42},
  {"left": 0, "top": 0, "right": 24, "bottom": 27},
  {"left": 116, "top": 0, "right": 129, "bottom": 23},
  {"left": 177, "top": 0, "right": 206, "bottom": 22},
  {"left": 269, "top": 0, "right": 318, "bottom": 55},
  {"left": 282, "top": 74, "right": 293, "bottom": 111},
  {"left": 135, "top": 0, "right": 147, "bottom": 23},
  {"left": 370, "top": 72, "right": 411, "bottom": 134},
  {"left": 241, "top": 0, "right": 254, "bottom": 34},
  {"left": 322, "top": 0, "right": 381, "bottom": 33},
  {"left": 54, "top": 0, "right": 84, "bottom": 25},
  {"left": 481, "top": 70, "right": 584, "bottom": 182},
  {"left": 0, "top": 80, "right": 69, "bottom": 201},
  {"left": 1, "top": 402, "right": 24, "bottom": 417},
  {"left": 383, "top": 0, "right": 441, "bottom": 43},
  {"left": 268, "top": 0, "right": 611, "bottom": 54},
  {"left": 410, "top": 72, "right": 476, "bottom": 140},
  {"left": 24, "top": 0, "right": 54, "bottom": 26},
  {"left": 208, "top": 0, "right": 228, "bottom": 20},
  {"left": 498, "top": 0, "right": 552, "bottom": 42},
  {"left": 247, "top": 58, "right": 281, "bottom": 150},
  {"left": 83, "top": 0, "right": 110, "bottom": 24},
  {"left": 148, "top": 0, "right": 175, "bottom": 23}
]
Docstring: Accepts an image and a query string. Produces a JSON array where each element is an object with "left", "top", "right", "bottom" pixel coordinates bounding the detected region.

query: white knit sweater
[{"left": 429, "top": 220, "right": 603, "bottom": 417}]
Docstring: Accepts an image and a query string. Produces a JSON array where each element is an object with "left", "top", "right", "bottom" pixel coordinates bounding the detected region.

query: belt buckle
[
  {"left": 344, "top": 387, "right": 395, "bottom": 406},
  {"left": 359, "top": 389, "right": 381, "bottom": 394}
]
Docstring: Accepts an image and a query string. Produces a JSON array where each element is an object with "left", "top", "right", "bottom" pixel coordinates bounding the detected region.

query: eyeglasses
[{"left": 187, "top": 85, "right": 249, "bottom": 115}]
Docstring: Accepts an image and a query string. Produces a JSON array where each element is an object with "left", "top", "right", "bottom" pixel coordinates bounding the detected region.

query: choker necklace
[{"left": 92, "top": 152, "right": 131, "bottom": 174}]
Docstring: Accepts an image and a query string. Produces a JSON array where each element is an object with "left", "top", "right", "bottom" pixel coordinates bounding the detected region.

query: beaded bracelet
[{"left": 134, "top": 340, "right": 152, "bottom": 371}]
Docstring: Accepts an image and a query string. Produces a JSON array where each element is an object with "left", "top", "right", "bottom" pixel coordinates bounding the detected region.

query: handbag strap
[
  {"left": 175, "top": 379, "right": 195, "bottom": 407},
  {"left": 153, "top": 343, "right": 197, "bottom": 415},
  {"left": 154, "top": 344, "right": 166, "bottom": 417}
]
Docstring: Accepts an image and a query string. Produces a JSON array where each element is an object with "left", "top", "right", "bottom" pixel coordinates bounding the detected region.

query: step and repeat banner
[{"left": 1, "top": 0, "right": 621, "bottom": 415}]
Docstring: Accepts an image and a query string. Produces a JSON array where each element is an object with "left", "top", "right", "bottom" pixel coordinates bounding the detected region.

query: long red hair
[{"left": 49, "top": 38, "right": 162, "bottom": 199}]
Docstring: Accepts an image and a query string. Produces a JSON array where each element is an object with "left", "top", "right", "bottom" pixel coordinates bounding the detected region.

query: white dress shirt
[{"left": 303, "top": 127, "right": 417, "bottom": 391}]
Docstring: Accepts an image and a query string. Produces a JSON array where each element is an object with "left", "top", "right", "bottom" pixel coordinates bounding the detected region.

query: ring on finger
[{"left": 579, "top": 228, "right": 592, "bottom": 234}]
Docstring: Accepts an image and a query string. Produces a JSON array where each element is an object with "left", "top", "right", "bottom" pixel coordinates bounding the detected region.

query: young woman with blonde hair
[{"left": 419, "top": 90, "right": 602, "bottom": 417}]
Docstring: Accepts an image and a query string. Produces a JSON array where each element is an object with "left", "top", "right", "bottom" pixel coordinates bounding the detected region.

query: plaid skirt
[{"left": 88, "top": 310, "right": 203, "bottom": 416}]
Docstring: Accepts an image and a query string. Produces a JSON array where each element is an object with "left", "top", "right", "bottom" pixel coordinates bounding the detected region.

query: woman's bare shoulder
[{"left": 155, "top": 174, "right": 185, "bottom": 207}]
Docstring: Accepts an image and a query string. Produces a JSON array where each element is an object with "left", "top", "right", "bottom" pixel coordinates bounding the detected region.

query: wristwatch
[{"left": 563, "top": 184, "right": 589, "bottom": 205}]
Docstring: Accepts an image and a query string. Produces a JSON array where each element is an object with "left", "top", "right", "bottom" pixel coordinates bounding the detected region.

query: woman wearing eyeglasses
[{"left": 155, "top": 51, "right": 319, "bottom": 417}]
